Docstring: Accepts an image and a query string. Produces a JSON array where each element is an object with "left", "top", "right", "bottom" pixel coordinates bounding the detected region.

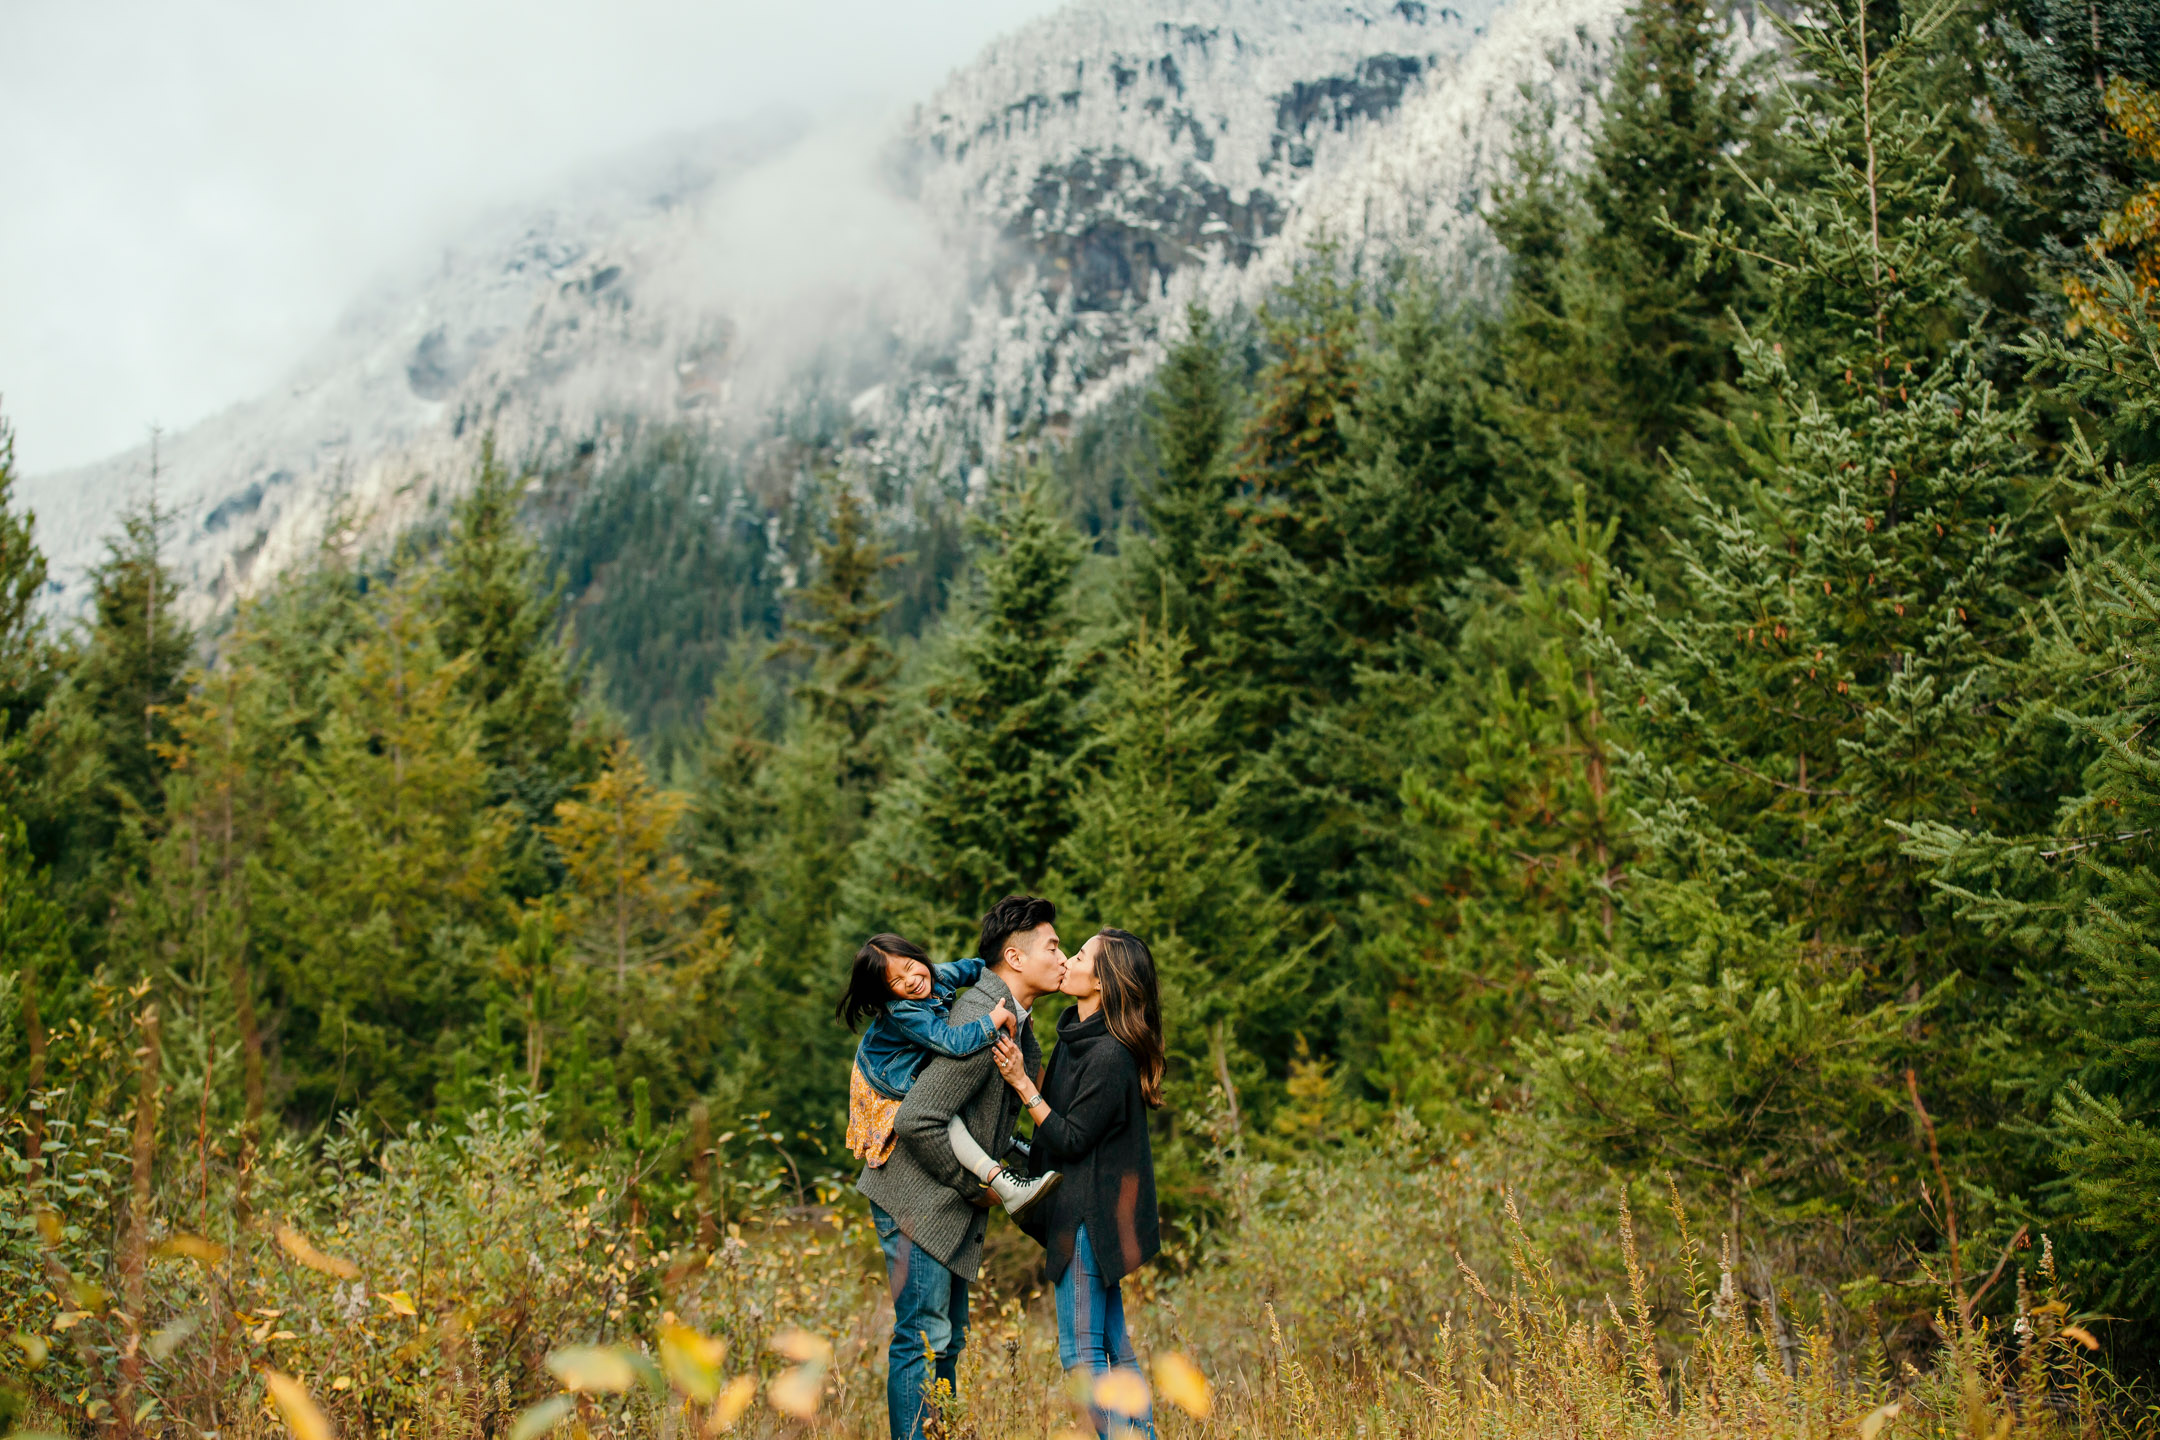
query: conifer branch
[{"left": 2036, "top": 828, "right": 2154, "bottom": 859}]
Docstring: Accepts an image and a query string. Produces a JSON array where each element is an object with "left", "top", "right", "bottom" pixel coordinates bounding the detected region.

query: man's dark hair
[{"left": 978, "top": 894, "right": 1056, "bottom": 968}]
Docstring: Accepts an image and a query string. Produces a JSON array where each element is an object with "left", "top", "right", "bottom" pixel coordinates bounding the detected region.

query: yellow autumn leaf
[
  {"left": 1859, "top": 1401, "right": 1902, "bottom": 1440},
  {"left": 149, "top": 1316, "right": 200, "bottom": 1361},
  {"left": 546, "top": 1344, "right": 638, "bottom": 1394},
  {"left": 264, "top": 1369, "right": 334, "bottom": 1440},
  {"left": 767, "top": 1365, "right": 823, "bottom": 1419},
  {"left": 10, "top": 1330, "right": 50, "bottom": 1367},
  {"left": 708, "top": 1374, "right": 757, "bottom": 1433},
  {"left": 2062, "top": 1325, "right": 2100, "bottom": 1351},
  {"left": 379, "top": 1290, "right": 418, "bottom": 1318},
  {"left": 508, "top": 1395, "right": 575, "bottom": 1440},
  {"left": 275, "top": 1225, "right": 359, "bottom": 1280},
  {"left": 767, "top": 1327, "right": 832, "bottom": 1364},
  {"left": 659, "top": 1323, "right": 728, "bottom": 1402},
  {"left": 156, "top": 1234, "right": 228, "bottom": 1267},
  {"left": 1153, "top": 1353, "right": 1212, "bottom": 1418},
  {"left": 1094, "top": 1369, "right": 1151, "bottom": 1418}
]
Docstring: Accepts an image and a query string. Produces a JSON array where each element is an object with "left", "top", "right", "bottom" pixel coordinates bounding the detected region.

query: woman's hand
[{"left": 990, "top": 1034, "right": 1030, "bottom": 1091}]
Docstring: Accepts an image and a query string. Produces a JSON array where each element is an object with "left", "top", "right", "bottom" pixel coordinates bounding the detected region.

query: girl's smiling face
[{"left": 884, "top": 954, "right": 934, "bottom": 1001}]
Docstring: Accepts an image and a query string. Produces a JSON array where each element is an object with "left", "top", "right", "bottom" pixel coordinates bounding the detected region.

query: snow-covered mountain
[{"left": 26, "top": 0, "right": 1644, "bottom": 621}]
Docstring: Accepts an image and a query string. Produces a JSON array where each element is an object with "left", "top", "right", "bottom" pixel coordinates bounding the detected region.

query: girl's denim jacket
[{"left": 854, "top": 957, "right": 1001, "bottom": 1100}]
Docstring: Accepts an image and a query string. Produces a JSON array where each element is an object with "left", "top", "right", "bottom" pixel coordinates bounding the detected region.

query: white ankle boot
[
  {"left": 988, "top": 1166, "right": 1062, "bottom": 1218},
  {"left": 945, "top": 1114, "right": 1062, "bottom": 1217}
]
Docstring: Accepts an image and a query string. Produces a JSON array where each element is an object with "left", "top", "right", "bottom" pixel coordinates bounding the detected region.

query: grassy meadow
[{"left": 2, "top": 1070, "right": 2138, "bottom": 1440}]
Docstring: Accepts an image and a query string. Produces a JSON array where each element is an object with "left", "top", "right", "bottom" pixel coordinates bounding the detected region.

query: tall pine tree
[
  {"left": 0, "top": 412, "right": 51, "bottom": 737},
  {"left": 0, "top": 408, "right": 97, "bottom": 880},
  {"left": 846, "top": 473, "right": 1090, "bottom": 954},
  {"left": 75, "top": 492, "right": 192, "bottom": 832},
  {"left": 775, "top": 483, "right": 899, "bottom": 787},
  {"left": 1536, "top": 0, "right": 2054, "bottom": 1293},
  {"left": 431, "top": 438, "right": 603, "bottom": 898},
  {"left": 0, "top": 808, "right": 72, "bottom": 1148},
  {"left": 114, "top": 654, "right": 283, "bottom": 1180},
  {"left": 1050, "top": 621, "right": 1310, "bottom": 1130},
  {"left": 1244, "top": 271, "right": 1503, "bottom": 970},
  {"left": 276, "top": 580, "right": 509, "bottom": 1124},
  {"left": 1909, "top": 262, "right": 2160, "bottom": 1348},
  {"left": 1482, "top": 0, "right": 1766, "bottom": 558},
  {"left": 1131, "top": 304, "right": 1238, "bottom": 644},
  {"left": 1209, "top": 249, "right": 1363, "bottom": 755},
  {"left": 1357, "top": 489, "right": 1631, "bottom": 1131}
]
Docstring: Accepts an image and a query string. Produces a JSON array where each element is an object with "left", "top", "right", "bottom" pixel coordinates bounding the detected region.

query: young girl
[{"left": 836, "top": 932, "right": 1061, "bottom": 1217}]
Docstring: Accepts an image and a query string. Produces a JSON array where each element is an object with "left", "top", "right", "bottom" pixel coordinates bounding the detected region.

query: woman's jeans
[
  {"left": 871, "top": 1202, "right": 969, "bottom": 1440},
  {"left": 1055, "top": 1225, "right": 1156, "bottom": 1439}
]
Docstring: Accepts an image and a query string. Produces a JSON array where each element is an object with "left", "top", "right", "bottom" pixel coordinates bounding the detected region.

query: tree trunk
[
  {"left": 220, "top": 695, "right": 264, "bottom": 1224},
  {"left": 117, "top": 1005, "right": 161, "bottom": 1440},
  {"left": 21, "top": 949, "right": 44, "bottom": 1172}
]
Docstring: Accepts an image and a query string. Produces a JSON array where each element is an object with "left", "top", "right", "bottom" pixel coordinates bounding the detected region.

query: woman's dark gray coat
[{"left": 1022, "top": 1005, "right": 1160, "bottom": 1285}]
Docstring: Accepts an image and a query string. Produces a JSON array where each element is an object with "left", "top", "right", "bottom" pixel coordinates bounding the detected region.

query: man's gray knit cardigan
[{"left": 856, "top": 968, "right": 1040, "bottom": 1281}]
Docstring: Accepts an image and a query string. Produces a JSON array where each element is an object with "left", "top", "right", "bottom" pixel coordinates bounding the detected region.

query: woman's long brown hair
[{"left": 1094, "top": 928, "right": 1165, "bottom": 1108}]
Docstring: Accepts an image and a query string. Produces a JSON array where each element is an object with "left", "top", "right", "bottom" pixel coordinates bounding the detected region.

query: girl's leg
[
  {"left": 944, "top": 1114, "right": 999, "bottom": 1183},
  {"left": 951, "top": 1118, "right": 1060, "bottom": 1216}
]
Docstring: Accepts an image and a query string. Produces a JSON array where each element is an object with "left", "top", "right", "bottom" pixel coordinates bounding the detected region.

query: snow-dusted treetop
[{"left": 915, "top": 0, "right": 1500, "bottom": 210}]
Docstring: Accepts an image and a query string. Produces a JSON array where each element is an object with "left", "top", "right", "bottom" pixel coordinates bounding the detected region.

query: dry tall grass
[{"left": 2, "top": 1068, "right": 2138, "bottom": 1440}]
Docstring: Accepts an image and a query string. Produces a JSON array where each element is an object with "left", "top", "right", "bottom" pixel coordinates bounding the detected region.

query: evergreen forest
[{"left": 7, "top": 0, "right": 2160, "bottom": 1432}]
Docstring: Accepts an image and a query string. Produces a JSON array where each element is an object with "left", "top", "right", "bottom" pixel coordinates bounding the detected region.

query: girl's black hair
[{"left": 836, "top": 933, "right": 931, "bottom": 1031}]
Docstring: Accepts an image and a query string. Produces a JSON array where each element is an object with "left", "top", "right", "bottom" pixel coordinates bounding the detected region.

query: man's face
[{"left": 1002, "top": 923, "right": 1066, "bottom": 998}]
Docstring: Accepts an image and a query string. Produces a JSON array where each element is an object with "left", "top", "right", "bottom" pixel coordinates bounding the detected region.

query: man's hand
[
  {"left": 968, "top": 1182, "right": 996, "bottom": 1209},
  {"left": 989, "top": 998, "right": 1017, "bottom": 1037}
]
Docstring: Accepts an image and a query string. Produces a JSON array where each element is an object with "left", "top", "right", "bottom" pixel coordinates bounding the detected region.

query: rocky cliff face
[
  {"left": 871, "top": 0, "right": 1623, "bottom": 483},
  {"left": 25, "top": 0, "right": 1644, "bottom": 621}
]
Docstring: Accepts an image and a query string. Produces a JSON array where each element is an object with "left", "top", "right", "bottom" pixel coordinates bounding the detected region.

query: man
[{"left": 857, "top": 894, "right": 1065, "bottom": 1440}]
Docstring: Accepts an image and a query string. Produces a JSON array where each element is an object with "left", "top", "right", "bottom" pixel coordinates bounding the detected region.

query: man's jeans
[
  {"left": 871, "top": 1202, "right": 970, "bottom": 1440},
  {"left": 1055, "top": 1224, "right": 1156, "bottom": 1439}
]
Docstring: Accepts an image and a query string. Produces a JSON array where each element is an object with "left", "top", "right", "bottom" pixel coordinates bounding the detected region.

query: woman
[{"left": 989, "top": 927, "right": 1164, "bottom": 1439}]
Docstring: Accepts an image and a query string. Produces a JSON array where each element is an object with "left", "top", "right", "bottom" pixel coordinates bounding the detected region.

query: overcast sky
[{"left": 0, "top": 0, "right": 1063, "bottom": 476}]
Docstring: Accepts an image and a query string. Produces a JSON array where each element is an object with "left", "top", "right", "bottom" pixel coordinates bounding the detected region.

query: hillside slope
[{"left": 25, "top": 0, "right": 1637, "bottom": 623}]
